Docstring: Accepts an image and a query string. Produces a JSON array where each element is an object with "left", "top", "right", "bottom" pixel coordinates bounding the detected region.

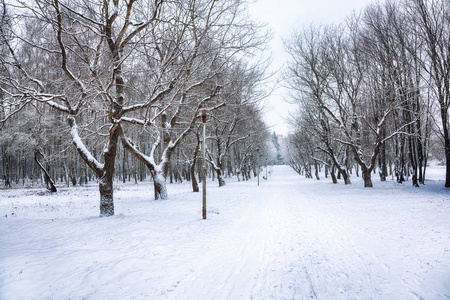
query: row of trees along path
[{"left": 0, "top": 0, "right": 271, "bottom": 216}]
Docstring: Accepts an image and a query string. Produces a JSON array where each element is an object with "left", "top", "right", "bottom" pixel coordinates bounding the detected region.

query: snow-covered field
[{"left": 1, "top": 165, "right": 449, "bottom": 300}]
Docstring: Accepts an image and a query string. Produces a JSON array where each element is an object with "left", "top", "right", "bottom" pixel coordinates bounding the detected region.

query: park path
[{"left": 169, "top": 166, "right": 414, "bottom": 299}]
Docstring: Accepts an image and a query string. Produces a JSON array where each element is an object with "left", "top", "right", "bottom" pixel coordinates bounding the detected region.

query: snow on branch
[
  {"left": 332, "top": 137, "right": 357, "bottom": 148},
  {"left": 381, "top": 119, "right": 418, "bottom": 143},
  {"left": 205, "top": 149, "right": 220, "bottom": 171},
  {"left": 0, "top": 98, "right": 28, "bottom": 127},
  {"left": 121, "top": 133, "right": 158, "bottom": 172},
  {"left": 116, "top": 117, "right": 152, "bottom": 126},
  {"left": 40, "top": 97, "right": 71, "bottom": 113},
  {"left": 226, "top": 133, "right": 252, "bottom": 148},
  {"left": 67, "top": 117, "right": 104, "bottom": 176},
  {"left": 316, "top": 146, "right": 332, "bottom": 157},
  {"left": 311, "top": 156, "right": 329, "bottom": 166}
]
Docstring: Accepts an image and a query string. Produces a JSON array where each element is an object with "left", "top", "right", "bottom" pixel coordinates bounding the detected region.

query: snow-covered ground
[{"left": 1, "top": 165, "right": 449, "bottom": 299}]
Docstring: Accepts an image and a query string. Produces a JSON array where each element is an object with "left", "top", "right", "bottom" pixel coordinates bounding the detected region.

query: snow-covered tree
[
  {"left": 0, "top": 0, "right": 270, "bottom": 213},
  {"left": 120, "top": 0, "right": 269, "bottom": 198},
  {"left": 0, "top": 0, "right": 180, "bottom": 215},
  {"left": 285, "top": 20, "right": 416, "bottom": 187}
]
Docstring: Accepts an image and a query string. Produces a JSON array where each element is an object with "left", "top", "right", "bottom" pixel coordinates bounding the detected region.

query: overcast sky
[{"left": 247, "top": 0, "right": 376, "bottom": 136}]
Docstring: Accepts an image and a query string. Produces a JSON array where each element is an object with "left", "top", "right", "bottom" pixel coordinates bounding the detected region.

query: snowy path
[
  {"left": 171, "top": 175, "right": 317, "bottom": 299},
  {"left": 169, "top": 167, "right": 448, "bottom": 300},
  {"left": 1, "top": 166, "right": 449, "bottom": 299}
]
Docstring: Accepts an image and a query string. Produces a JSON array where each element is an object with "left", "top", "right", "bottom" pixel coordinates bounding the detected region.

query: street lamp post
[
  {"left": 198, "top": 109, "right": 210, "bottom": 220},
  {"left": 256, "top": 147, "right": 260, "bottom": 186},
  {"left": 265, "top": 157, "right": 268, "bottom": 180}
]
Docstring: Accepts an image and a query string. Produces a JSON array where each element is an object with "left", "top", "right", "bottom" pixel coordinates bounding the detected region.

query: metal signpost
[{"left": 198, "top": 109, "right": 210, "bottom": 220}]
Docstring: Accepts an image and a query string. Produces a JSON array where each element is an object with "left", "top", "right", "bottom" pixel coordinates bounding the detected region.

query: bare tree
[
  {"left": 0, "top": 0, "right": 164, "bottom": 216},
  {"left": 204, "top": 61, "right": 268, "bottom": 187},
  {"left": 285, "top": 26, "right": 351, "bottom": 184},
  {"left": 407, "top": 0, "right": 450, "bottom": 187},
  {"left": 285, "top": 19, "right": 412, "bottom": 187},
  {"left": 120, "top": 0, "right": 269, "bottom": 199}
]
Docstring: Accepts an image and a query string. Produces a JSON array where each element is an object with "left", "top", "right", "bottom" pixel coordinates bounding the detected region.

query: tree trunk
[
  {"left": 97, "top": 124, "right": 121, "bottom": 216},
  {"left": 414, "top": 0, "right": 449, "bottom": 187},
  {"left": 443, "top": 107, "right": 450, "bottom": 187},
  {"left": 395, "top": 137, "right": 406, "bottom": 183},
  {"left": 3, "top": 150, "right": 11, "bottom": 187},
  {"left": 190, "top": 137, "right": 201, "bottom": 192},
  {"left": 63, "top": 163, "right": 70, "bottom": 187},
  {"left": 304, "top": 164, "right": 312, "bottom": 178},
  {"left": 21, "top": 153, "right": 26, "bottom": 186},
  {"left": 330, "top": 165, "right": 338, "bottom": 184},
  {"left": 362, "top": 167, "right": 373, "bottom": 188},
  {"left": 70, "top": 149, "right": 77, "bottom": 186},
  {"left": 445, "top": 137, "right": 450, "bottom": 188},
  {"left": 416, "top": 100, "right": 425, "bottom": 185},
  {"left": 341, "top": 169, "right": 351, "bottom": 185},
  {"left": 34, "top": 151, "right": 57, "bottom": 192},
  {"left": 122, "top": 136, "right": 171, "bottom": 200},
  {"left": 409, "top": 136, "right": 420, "bottom": 187},
  {"left": 378, "top": 141, "right": 387, "bottom": 182},
  {"left": 83, "top": 162, "right": 88, "bottom": 185},
  {"left": 151, "top": 169, "right": 168, "bottom": 200},
  {"left": 78, "top": 158, "right": 84, "bottom": 185},
  {"left": 422, "top": 156, "right": 428, "bottom": 184},
  {"left": 314, "top": 162, "right": 320, "bottom": 180},
  {"left": 327, "top": 148, "right": 351, "bottom": 185},
  {"left": 99, "top": 174, "right": 114, "bottom": 217},
  {"left": 68, "top": 117, "right": 117, "bottom": 217},
  {"left": 123, "top": 149, "right": 127, "bottom": 183},
  {"left": 216, "top": 168, "right": 226, "bottom": 187},
  {"left": 190, "top": 161, "right": 199, "bottom": 192}
]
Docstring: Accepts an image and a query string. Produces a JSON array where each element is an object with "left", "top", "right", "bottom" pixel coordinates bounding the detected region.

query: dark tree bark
[
  {"left": 2, "top": 147, "right": 11, "bottom": 187},
  {"left": 412, "top": 0, "right": 450, "bottom": 187},
  {"left": 361, "top": 166, "right": 373, "bottom": 188},
  {"left": 190, "top": 162, "right": 199, "bottom": 192},
  {"left": 330, "top": 164, "right": 338, "bottom": 184},
  {"left": 378, "top": 141, "right": 387, "bottom": 182},
  {"left": 314, "top": 162, "right": 320, "bottom": 180},
  {"left": 34, "top": 151, "right": 57, "bottom": 192}
]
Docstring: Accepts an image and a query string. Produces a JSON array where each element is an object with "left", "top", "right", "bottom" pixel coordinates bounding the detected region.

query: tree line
[
  {"left": 0, "top": 0, "right": 275, "bottom": 216},
  {"left": 284, "top": 0, "right": 450, "bottom": 188}
]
